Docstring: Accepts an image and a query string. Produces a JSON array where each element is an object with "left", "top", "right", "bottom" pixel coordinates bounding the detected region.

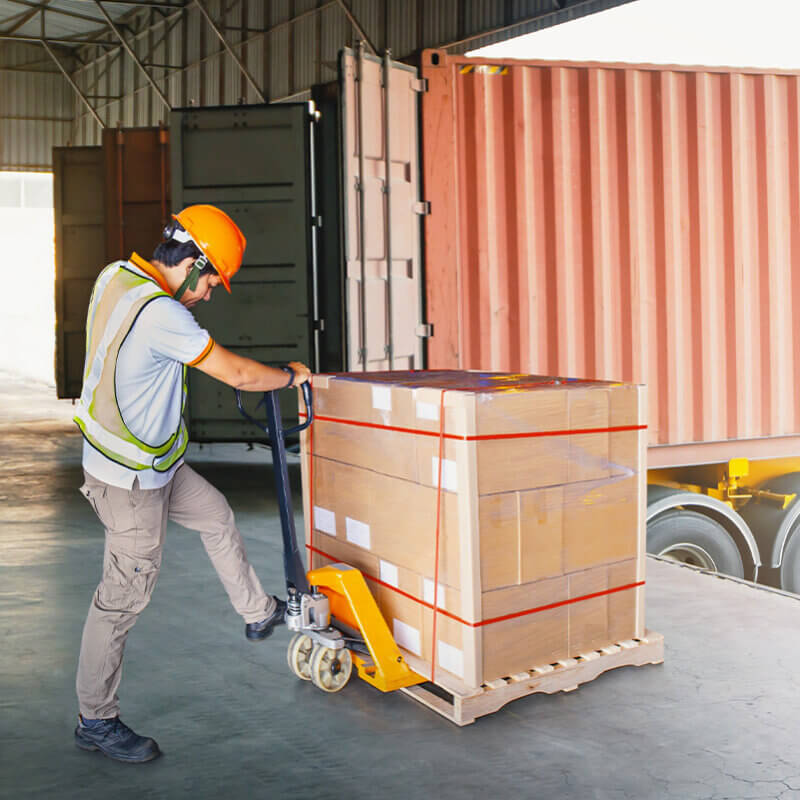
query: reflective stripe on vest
[{"left": 73, "top": 262, "right": 189, "bottom": 472}]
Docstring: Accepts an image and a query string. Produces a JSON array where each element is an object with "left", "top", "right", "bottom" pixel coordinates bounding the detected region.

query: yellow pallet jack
[{"left": 236, "top": 384, "right": 425, "bottom": 694}]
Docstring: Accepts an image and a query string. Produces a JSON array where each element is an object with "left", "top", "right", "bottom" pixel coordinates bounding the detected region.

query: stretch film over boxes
[{"left": 299, "top": 371, "right": 647, "bottom": 692}]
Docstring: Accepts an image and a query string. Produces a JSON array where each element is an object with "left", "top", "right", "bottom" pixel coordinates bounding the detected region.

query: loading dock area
[{"left": 3, "top": 376, "right": 799, "bottom": 799}]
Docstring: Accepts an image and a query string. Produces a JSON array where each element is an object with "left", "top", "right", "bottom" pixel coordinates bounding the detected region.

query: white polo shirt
[{"left": 82, "top": 254, "right": 214, "bottom": 489}]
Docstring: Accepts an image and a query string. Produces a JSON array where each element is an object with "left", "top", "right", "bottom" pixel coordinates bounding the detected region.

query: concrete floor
[{"left": 3, "top": 375, "right": 800, "bottom": 800}]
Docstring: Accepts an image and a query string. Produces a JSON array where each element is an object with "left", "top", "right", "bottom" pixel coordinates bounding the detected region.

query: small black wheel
[
  {"left": 780, "top": 530, "right": 800, "bottom": 594},
  {"left": 647, "top": 509, "right": 744, "bottom": 577}
]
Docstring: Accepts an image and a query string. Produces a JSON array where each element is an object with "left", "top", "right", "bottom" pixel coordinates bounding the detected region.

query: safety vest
[{"left": 73, "top": 261, "right": 189, "bottom": 473}]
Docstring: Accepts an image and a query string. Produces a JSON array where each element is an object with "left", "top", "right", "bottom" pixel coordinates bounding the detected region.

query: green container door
[{"left": 170, "top": 104, "right": 317, "bottom": 441}]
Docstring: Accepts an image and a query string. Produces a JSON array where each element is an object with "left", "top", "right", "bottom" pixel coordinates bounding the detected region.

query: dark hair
[{"left": 152, "top": 239, "right": 202, "bottom": 267}]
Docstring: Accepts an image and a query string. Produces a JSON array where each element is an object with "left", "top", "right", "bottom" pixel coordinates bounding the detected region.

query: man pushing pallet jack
[{"left": 72, "top": 203, "right": 422, "bottom": 765}]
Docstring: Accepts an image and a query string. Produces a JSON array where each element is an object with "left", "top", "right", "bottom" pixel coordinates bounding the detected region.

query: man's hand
[{"left": 286, "top": 361, "right": 311, "bottom": 387}]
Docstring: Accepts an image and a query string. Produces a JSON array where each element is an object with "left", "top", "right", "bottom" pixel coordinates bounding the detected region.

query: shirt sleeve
[{"left": 138, "top": 296, "right": 214, "bottom": 366}]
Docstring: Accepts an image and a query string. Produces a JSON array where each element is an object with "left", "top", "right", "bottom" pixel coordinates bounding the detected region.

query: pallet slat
[{"left": 400, "top": 631, "right": 664, "bottom": 725}]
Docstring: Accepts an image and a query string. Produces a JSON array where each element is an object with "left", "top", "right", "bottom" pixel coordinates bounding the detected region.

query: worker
[{"left": 72, "top": 204, "right": 310, "bottom": 764}]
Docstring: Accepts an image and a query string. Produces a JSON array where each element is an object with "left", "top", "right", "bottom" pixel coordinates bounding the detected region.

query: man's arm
[{"left": 193, "top": 342, "right": 311, "bottom": 391}]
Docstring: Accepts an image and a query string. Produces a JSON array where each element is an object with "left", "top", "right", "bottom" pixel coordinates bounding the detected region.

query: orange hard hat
[{"left": 172, "top": 205, "right": 246, "bottom": 292}]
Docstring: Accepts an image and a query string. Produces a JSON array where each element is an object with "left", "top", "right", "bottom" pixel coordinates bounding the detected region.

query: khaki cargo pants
[{"left": 76, "top": 464, "right": 276, "bottom": 719}]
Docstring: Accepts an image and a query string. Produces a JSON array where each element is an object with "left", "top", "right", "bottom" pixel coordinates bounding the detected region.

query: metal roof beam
[
  {"left": 40, "top": 38, "right": 104, "bottom": 128},
  {"left": 5, "top": 0, "right": 106, "bottom": 27},
  {"left": 193, "top": 0, "right": 265, "bottom": 102},
  {"left": 77, "top": 0, "right": 186, "bottom": 6},
  {"left": 0, "top": 32, "right": 116, "bottom": 46},
  {"left": 336, "top": 0, "right": 376, "bottom": 55},
  {"left": 2, "top": 6, "right": 41, "bottom": 34},
  {"left": 93, "top": 0, "right": 171, "bottom": 109}
]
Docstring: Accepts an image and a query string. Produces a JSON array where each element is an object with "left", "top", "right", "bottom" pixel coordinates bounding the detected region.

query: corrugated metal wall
[
  {"left": 0, "top": 43, "right": 74, "bottom": 170},
  {"left": 421, "top": 51, "right": 800, "bottom": 456},
  {"left": 60, "top": 0, "right": 634, "bottom": 148}
]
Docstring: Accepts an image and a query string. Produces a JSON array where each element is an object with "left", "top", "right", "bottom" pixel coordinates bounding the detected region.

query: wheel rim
[
  {"left": 311, "top": 646, "right": 352, "bottom": 692},
  {"left": 287, "top": 634, "right": 313, "bottom": 680},
  {"left": 658, "top": 542, "right": 718, "bottom": 571}
]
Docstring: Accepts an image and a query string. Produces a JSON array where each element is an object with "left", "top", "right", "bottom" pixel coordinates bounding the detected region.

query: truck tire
[
  {"left": 780, "top": 530, "right": 800, "bottom": 594},
  {"left": 647, "top": 509, "right": 744, "bottom": 578}
]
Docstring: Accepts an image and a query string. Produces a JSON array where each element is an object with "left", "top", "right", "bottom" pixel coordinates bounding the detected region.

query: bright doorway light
[
  {"left": 469, "top": 0, "right": 800, "bottom": 70},
  {"left": 0, "top": 172, "right": 56, "bottom": 385}
]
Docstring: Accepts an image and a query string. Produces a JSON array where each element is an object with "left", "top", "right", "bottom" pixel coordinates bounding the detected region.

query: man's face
[{"left": 180, "top": 265, "right": 223, "bottom": 308}]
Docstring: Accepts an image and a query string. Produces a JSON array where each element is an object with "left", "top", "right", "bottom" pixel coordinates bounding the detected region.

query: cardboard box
[
  {"left": 310, "top": 537, "right": 637, "bottom": 685},
  {"left": 300, "top": 370, "right": 646, "bottom": 691}
]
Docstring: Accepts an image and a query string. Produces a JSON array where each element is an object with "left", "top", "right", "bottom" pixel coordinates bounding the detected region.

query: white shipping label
[
  {"left": 437, "top": 641, "right": 464, "bottom": 678},
  {"left": 372, "top": 385, "right": 392, "bottom": 411},
  {"left": 313, "top": 506, "right": 336, "bottom": 536},
  {"left": 416, "top": 401, "right": 439, "bottom": 421},
  {"left": 431, "top": 457, "right": 458, "bottom": 492},
  {"left": 423, "top": 578, "right": 447, "bottom": 610},
  {"left": 380, "top": 560, "right": 399, "bottom": 587},
  {"left": 345, "top": 517, "right": 371, "bottom": 550},
  {"left": 393, "top": 619, "right": 422, "bottom": 656}
]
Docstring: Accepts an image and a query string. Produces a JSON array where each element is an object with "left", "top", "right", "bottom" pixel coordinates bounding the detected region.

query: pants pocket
[
  {"left": 98, "top": 550, "right": 161, "bottom": 614},
  {"left": 80, "top": 483, "right": 115, "bottom": 529}
]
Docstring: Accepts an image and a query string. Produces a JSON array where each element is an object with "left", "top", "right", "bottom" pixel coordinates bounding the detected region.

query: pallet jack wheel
[
  {"left": 287, "top": 634, "right": 314, "bottom": 680},
  {"left": 309, "top": 645, "right": 353, "bottom": 693}
]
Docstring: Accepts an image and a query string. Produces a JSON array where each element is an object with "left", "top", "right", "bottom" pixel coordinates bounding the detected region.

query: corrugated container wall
[
  {"left": 0, "top": 43, "right": 73, "bottom": 170},
  {"left": 421, "top": 51, "right": 800, "bottom": 462}
]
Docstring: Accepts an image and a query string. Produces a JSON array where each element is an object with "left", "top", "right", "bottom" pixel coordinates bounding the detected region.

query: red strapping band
[
  {"left": 430, "top": 389, "right": 447, "bottom": 682},
  {"left": 298, "top": 412, "right": 646, "bottom": 441},
  {"left": 306, "top": 543, "right": 644, "bottom": 630}
]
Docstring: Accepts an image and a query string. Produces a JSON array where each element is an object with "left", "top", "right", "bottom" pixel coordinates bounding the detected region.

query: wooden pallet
[{"left": 400, "top": 630, "right": 664, "bottom": 726}]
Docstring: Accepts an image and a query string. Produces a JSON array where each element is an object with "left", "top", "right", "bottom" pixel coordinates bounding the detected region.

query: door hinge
[
  {"left": 412, "top": 77, "right": 428, "bottom": 93},
  {"left": 311, "top": 215, "right": 323, "bottom": 228},
  {"left": 314, "top": 318, "right": 326, "bottom": 332},
  {"left": 414, "top": 201, "right": 431, "bottom": 216},
  {"left": 415, "top": 323, "right": 433, "bottom": 338}
]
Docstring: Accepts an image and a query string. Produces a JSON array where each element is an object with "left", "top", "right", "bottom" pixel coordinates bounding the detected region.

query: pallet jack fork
[{"left": 235, "top": 384, "right": 425, "bottom": 694}]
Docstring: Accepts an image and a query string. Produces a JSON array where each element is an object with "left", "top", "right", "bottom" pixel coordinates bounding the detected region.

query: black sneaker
[
  {"left": 74, "top": 715, "right": 161, "bottom": 763},
  {"left": 245, "top": 596, "right": 287, "bottom": 641}
]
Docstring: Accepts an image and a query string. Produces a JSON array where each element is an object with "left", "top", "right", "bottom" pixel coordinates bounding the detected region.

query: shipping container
[
  {"left": 53, "top": 146, "right": 106, "bottom": 399},
  {"left": 417, "top": 50, "right": 800, "bottom": 592},
  {"left": 103, "top": 127, "right": 170, "bottom": 260},
  {"left": 54, "top": 129, "right": 171, "bottom": 398},
  {"left": 170, "top": 103, "right": 320, "bottom": 441}
]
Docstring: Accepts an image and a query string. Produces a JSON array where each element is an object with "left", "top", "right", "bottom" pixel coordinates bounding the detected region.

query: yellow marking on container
[{"left": 459, "top": 65, "right": 509, "bottom": 76}]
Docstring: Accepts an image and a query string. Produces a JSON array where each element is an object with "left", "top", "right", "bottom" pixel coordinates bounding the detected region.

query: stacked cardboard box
[{"left": 299, "top": 371, "right": 646, "bottom": 692}]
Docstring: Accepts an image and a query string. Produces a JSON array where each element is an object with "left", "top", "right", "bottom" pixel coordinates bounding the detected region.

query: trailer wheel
[
  {"left": 647, "top": 509, "right": 744, "bottom": 577},
  {"left": 780, "top": 530, "right": 800, "bottom": 594}
]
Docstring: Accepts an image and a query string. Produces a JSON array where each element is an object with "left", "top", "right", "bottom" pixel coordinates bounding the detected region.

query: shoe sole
[
  {"left": 75, "top": 735, "right": 161, "bottom": 763},
  {"left": 246, "top": 627, "right": 275, "bottom": 641},
  {"left": 245, "top": 614, "right": 286, "bottom": 641}
]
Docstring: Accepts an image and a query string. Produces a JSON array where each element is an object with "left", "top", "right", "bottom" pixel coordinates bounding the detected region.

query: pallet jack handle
[{"left": 234, "top": 382, "right": 313, "bottom": 597}]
